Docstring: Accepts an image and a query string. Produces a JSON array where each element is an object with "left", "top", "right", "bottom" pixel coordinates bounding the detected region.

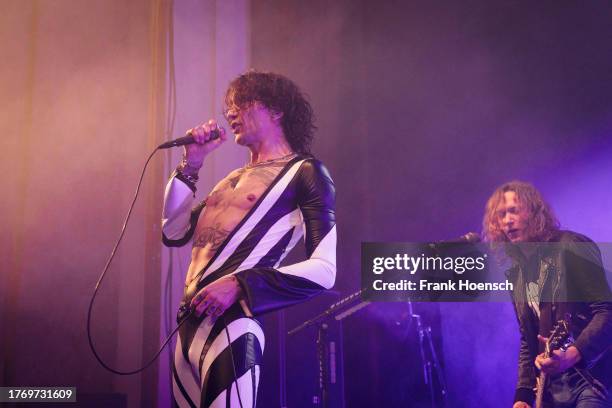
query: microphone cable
[
  {"left": 87, "top": 146, "right": 194, "bottom": 375},
  {"left": 87, "top": 144, "right": 248, "bottom": 408},
  {"left": 223, "top": 315, "right": 245, "bottom": 408}
]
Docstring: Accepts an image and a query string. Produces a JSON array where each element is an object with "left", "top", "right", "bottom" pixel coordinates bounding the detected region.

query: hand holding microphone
[
  {"left": 158, "top": 119, "right": 226, "bottom": 148},
  {"left": 159, "top": 119, "right": 227, "bottom": 168},
  {"left": 183, "top": 119, "right": 227, "bottom": 166}
]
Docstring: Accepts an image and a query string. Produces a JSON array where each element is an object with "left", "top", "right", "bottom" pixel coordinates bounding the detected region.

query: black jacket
[{"left": 506, "top": 231, "right": 612, "bottom": 404}]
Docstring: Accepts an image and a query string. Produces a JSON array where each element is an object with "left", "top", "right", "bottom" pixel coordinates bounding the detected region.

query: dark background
[
  {"left": 250, "top": 1, "right": 612, "bottom": 407},
  {"left": 3, "top": 1, "right": 612, "bottom": 407}
]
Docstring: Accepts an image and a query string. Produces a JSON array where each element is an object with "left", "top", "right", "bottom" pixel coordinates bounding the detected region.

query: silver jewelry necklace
[{"left": 245, "top": 152, "right": 297, "bottom": 169}]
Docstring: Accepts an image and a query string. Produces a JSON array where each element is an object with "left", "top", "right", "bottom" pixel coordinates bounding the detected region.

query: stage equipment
[{"left": 290, "top": 288, "right": 448, "bottom": 408}]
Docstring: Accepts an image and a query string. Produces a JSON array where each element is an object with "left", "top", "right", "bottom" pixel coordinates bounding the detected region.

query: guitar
[{"left": 534, "top": 317, "right": 573, "bottom": 408}]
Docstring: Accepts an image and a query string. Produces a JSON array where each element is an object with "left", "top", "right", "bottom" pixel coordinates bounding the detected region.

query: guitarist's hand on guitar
[
  {"left": 512, "top": 402, "right": 531, "bottom": 408},
  {"left": 535, "top": 335, "right": 582, "bottom": 375}
]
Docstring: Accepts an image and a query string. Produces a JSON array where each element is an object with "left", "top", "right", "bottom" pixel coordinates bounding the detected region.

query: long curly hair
[
  {"left": 482, "top": 181, "right": 560, "bottom": 243},
  {"left": 224, "top": 70, "right": 316, "bottom": 154}
]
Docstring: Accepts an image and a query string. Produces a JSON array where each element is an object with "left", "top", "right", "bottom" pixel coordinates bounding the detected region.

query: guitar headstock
[{"left": 547, "top": 317, "right": 573, "bottom": 353}]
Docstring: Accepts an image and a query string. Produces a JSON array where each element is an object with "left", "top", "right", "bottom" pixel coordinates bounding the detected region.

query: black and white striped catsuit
[{"left": 162, "top": 156, "right": 336, "bottom": 407}]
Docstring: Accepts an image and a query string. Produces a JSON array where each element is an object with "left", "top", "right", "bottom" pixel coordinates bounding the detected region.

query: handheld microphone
[
  {"left": 428, "top": 232, "right": 481, "bottom": 253},
  {"left": 435, "top": 232, "right": 481, "bottom": 245},
  {"left": 158, "top": 128, "right": 222, "bottom": 149}
]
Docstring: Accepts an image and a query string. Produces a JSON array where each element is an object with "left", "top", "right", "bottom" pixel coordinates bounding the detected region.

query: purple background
[
  {"left": 2, "top": 1, "right": 612, "bottom": 407},
  {"left": 249, "top": 1, "right": 612, "bottom": 407}
]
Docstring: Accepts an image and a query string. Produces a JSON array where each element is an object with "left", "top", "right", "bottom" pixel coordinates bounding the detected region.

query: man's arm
[
  {"left": 160, "top": 119, "right": 227, "bottom": 246},
  {"left": 574, "top": 300, "right": 612, "bottom": 367},
  {"left": 161, "top": 173, "right": 204, "bottom": 247},
  {"left": 534, "top": 237, "right": 612, "bottom": 376},
  {"left": 234, "top": 159, "right": 336, "bottom": 315},
  {"left": 564, "top": 237, "right": 612, "bottom": 367},
  {"left": 513, "top": 302, "right": 537, "bottom": 407}
]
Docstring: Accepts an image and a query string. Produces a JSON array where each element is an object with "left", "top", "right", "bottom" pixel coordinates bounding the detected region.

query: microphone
[
  {"left": 428, "top": 232, "right": 481, "bottom": 253},
  {"left": 440, "top": 232, "right": 481, "bottom": 244},
  {"left": 435, "top": 232, "right": 481, "bottom": 245},
  {"left": 157, "top": 128, "right": 221, "bottom": 149}
]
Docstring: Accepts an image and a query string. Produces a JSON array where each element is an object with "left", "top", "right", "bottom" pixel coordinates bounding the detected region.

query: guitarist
[{"left": 482, "top": 181, "right": 612, "bottom": 408}]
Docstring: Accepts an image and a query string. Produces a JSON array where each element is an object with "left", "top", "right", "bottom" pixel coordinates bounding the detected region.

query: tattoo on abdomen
[{"left": 193, "top": 222, "right": 232, "bottom": 250}]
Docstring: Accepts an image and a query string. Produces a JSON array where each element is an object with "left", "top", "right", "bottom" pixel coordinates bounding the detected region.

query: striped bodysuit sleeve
[
  {"left": 234, "top": 159, "right": 337, "bottom": 315},
  {"left": 161, "top": 172, "right": 205, "bottom": 247}
]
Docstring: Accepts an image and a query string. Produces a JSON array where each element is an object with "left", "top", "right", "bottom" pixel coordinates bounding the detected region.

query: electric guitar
[{"left": 534, "top": 317, "right": 573, "bottom": 408}]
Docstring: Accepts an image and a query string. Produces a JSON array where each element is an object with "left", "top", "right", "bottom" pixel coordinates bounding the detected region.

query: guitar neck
[
  {"left": 535, "top": 371, "right": 547, "bottom": 408},
  {"left": 535, "top": 345, "right": 551, "bottom": 408}
]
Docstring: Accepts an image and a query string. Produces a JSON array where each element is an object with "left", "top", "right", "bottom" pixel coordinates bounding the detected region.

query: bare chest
[
  {"left": 190, "top": 163, "right": 287, "bottom": 252},
  {"left": 206, "top": 165, "right": 283, "bottom": 212},
  {"left": 185, "top": 160, "right": 294, "bottom": 282}
]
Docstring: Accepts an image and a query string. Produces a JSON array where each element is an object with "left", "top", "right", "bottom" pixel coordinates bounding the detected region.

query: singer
[
  {"left": 482, "top": 181, "right": 611, "bottom": 408},
  {"left": 161, "top": 71, "right": 336, "bottom": 407}
]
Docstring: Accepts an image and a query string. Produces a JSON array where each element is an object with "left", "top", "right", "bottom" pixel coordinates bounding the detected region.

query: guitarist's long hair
[{"left": 482, "top": 180, "right": 560, "bottom": 244}]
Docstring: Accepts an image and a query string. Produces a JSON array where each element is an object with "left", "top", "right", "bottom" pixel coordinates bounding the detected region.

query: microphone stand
[
  {"left": 290, "top": 288, "right": 447, "bottom": 408},
  {"left": 289, "top": 289, "right": 370, "bottom": 408},
  {"left": 409, "top": 302, "right": 447, "bottom": 408}
]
